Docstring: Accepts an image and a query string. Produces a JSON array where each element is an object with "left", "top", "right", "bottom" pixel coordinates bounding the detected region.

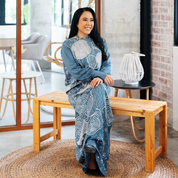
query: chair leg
[
  {"left": 2, "top": 50, "right": 7, "bottom": 72},
  {"left": 36, "top": 61, "right": 45, "bottom": 83},
  {"left": 31, "top": 61, "right": 36, "bottom": 71},
  {"left": 10, "top": 49, "right": 15, "bottom": 71},
  {"left": 9, "top": 80, "right": 16, "bottom": 120},
  {"left": 0, "top": 81, "right": 11, "bottom": 119}
]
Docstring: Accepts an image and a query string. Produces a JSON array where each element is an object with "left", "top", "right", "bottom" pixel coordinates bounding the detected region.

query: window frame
[
  {"left": 0, "top": 0, "right": 101, "bottom": 132},
  {"left": 174, "top": 0, "right": 178, "bottom": 45},
  {"left": 0, "top": 0, "right": 28, "bottom": 25}
]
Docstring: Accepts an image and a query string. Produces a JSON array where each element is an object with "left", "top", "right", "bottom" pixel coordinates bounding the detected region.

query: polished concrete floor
[{"left": 0, "top": 63, "right": 178, "bottom": 170}]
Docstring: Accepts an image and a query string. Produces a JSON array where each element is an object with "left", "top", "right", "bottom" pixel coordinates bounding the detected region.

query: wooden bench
[{"left": 33, "top": 91, "right": 167, "bottom": 173}]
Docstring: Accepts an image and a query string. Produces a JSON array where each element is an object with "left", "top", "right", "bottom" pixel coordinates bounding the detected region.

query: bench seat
[{"left": 33, "top": 91, "right": 167, "bottom": 173}]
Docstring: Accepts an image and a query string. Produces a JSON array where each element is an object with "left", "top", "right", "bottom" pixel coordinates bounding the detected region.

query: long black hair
[{"left": 69, "top": 7, "right": 108, "bottom": 62}]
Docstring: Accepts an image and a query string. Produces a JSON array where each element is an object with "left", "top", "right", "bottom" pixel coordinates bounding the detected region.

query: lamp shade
[{"left": 119, "top": 52, "right": 145, "bottom": 84}]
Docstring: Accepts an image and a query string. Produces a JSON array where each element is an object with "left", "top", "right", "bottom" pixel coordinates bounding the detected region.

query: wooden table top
[
  {"left": 0, "top": 37, "right": 16, "bottom": 48},
  {"left": 112, "top": 79, "right": 155, "bottom": 90}
]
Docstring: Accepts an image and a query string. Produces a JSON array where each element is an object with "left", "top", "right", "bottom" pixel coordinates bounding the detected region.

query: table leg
[
  {"left": 126, "top": 89, "right": 145, "bottom": 142},
  {"left": 33, "top": 99, "right": 40, "bottom": 151},
  {"left": 146, "top": 88, "right": 149, "bottom": 100},
  {"left": 125, "top": 89, "right": 130, "bottom": 98},
  {"left": 159, "top": 105, "right": 167, "bottom": 157},
  {"left": 114, "top": 88, "right": 118, "bottom": 97},
  {"left": 9, "top": 79, "right": 16, "bottom": 120},
  {"left": 2, "top": 50, "right": 7, "bottom": 72},
  {"left": 10, "top": 49, "right": 15, "bottom": 71},
  {"left": 145, "top": 112, "right": 155, "bottom": 172}
]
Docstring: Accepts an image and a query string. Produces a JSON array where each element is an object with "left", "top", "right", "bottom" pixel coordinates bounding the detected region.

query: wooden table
[
  {"left": 112, "top": 80, "right": 155, "bottom": 142},
  {"left": 0, "top": 71, "right": 41, "bottom": 124},
  {"left": 0, "top": 37, "right": 16, "bottom": 71},
  {"left": 33, "top": 91, "right": 167, "bottom": 172}
]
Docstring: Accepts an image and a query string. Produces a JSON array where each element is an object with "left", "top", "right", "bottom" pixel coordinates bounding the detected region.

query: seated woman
[{"left": 61, "top": 7, "right": 114, "bottom": 177}]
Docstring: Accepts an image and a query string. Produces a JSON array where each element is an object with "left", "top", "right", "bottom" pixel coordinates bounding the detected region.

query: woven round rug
[{"left": 0, "top": 139, "right": 177, "bottom": 178}]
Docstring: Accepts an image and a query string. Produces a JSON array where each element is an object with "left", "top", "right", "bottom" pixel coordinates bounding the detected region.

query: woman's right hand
[
  {"left": 104, "top": 74, "right": 114, "bottom": 86},
  {"left": 90, "top": 78, "right": 103, "bottom": 88}
]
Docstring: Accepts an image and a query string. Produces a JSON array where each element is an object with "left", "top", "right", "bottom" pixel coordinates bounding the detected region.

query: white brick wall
[{"left": 151, "top": 0, "right": 174, "bottom": 125}]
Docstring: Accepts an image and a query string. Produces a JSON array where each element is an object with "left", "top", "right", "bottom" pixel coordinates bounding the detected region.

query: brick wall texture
[{"left": 151, "top": 0, "right": 174, "bottom": 125}]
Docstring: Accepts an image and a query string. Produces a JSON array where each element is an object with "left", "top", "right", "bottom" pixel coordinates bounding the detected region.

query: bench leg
[
  {"left": 145, "top": 113, "right": 155, "bottom": 172},
  {"left": 33, "top": 99, "right": 40, "bottom": 151},
  {"left": 53, "top": 107, "right": 61, "bottom": 140},
  {"left": 53, "top": 107, "right": 57, "bottom": 140},
  {"left": 159, "top": 105, "right": 167, "bottom": 157}
]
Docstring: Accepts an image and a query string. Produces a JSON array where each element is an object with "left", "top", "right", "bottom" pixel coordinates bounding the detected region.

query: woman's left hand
[
  {"left": 90, "top": 78, "right": 103, "bottom": 88},
  {"left": 104, "top": 74, "right": 114, "bottom": 86}
]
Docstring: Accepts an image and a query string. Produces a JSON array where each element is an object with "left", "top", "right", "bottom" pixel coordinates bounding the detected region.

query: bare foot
[{"left": 88, "top": 153, "right": 97, "bottom": 170}]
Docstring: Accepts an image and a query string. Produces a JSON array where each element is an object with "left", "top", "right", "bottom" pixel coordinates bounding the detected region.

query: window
[
  {"left": 53, "top": 0, "right": 62, "bottom": 26},
  {"left": 0, "top": 0, "right": 28, "bottom": 25},
  {"left": 53, "top": 0, "right": 95, "bottom": 27},
  {"left": 53, "top": 0, "right": 72, "bottom": 27}
]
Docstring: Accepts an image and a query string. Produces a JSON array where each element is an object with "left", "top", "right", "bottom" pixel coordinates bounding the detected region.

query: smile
[{"left": 85, "top": 27, "right": 91, "bottom": 30}]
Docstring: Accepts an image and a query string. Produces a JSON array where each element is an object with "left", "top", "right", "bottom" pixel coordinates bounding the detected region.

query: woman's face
[{"left": 77, "top": 11, "right": 94, "bottom": 38}]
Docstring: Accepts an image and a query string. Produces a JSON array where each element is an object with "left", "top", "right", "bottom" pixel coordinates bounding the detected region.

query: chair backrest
[
  {"left": 34, "top": 34, "right": 48, "bottom": 59},
  {"left": 22, "top": 32, "right": 40, "bottom": 44},
  {"left": 43, "top": 42, "right": 63, "bottom": 67},
  {"left": 21, "top": 34, "right": 48, "bottom": 60}
]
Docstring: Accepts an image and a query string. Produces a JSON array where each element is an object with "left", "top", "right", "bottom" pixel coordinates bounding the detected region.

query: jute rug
[{"left": 0, "top": 139, "right": 177, "bottom": 178}]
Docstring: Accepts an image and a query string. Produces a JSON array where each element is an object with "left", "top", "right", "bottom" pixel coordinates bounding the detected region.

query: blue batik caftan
[{"left": 61, "top": 35, "right": 113, "bottom": 177}]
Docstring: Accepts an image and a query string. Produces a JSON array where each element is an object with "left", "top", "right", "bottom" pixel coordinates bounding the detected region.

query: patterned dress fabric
[{"left": 61, "top": 35, "right": 113, "bottom": 177}]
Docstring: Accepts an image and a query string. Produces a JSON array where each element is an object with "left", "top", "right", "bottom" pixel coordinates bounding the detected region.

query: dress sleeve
[
  {"left": 61, "top": 43, "right": 106, "bottom": 82},
  {"left": 100, "top": 39, "right": 111, "bottom": 76}
]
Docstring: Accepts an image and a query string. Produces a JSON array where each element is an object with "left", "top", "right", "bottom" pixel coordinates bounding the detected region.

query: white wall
[
  {"left": 30, "top": 0, "right": 52, "bottom": 69},
  {"left": 173, "top": 47, "right": 178, "bottom": 131},
  {"left": 51, "top": 26, "right": 66, "bottom": 55},
  {"left": 101, "top": 0, "right": 140, "bottom": 97}
]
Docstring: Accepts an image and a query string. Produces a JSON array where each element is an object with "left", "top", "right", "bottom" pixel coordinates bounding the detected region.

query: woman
[{"left": 61, "top": 7, "right": 114, "bottom": 177}]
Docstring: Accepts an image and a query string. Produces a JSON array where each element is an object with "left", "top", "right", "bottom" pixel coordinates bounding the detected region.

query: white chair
[
  {"left": 21, "top": 34, "right": 48, "bottom": 83},
  {"left": 43, "top": 42, "right": 63, "bottom": 67},
  {"left": 3, "top": 33, "right": 40, "bottom": 72},
  {"left": 22, "top": 32, "right": 40, "bottom": 44}
]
